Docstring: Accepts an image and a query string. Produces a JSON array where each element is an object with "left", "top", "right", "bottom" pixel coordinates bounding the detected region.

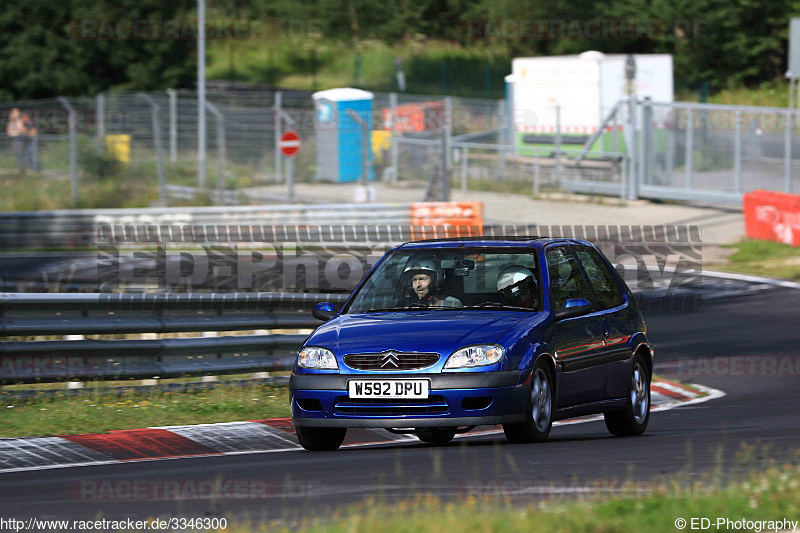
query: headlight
[
  {"left": 297, "top": 346, "right": 338, "bottom": 370},
  {"left": 444, "top": 344, "right": 505, "bottom": 369}
]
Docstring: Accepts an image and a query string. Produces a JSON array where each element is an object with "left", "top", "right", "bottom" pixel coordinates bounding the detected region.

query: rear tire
[
  {"left": 295, "top": 426, "right": 347, "bottom": 451},
  {"left": 415, "top": 427, "right": 457, "bottom": 444},
  {"left": 503, "top": 360, "right": 553, "bottom": 443},
  {"left": 604, "top": 354, "right": 650, "bottom": 437}
]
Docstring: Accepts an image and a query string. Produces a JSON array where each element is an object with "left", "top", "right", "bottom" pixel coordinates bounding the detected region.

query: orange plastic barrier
[
  {"left": 409, "top": 202, "right": 483, "bottom": 239},
  {"left": 743, "top": 190, "right": 800, "bottom": 246}
]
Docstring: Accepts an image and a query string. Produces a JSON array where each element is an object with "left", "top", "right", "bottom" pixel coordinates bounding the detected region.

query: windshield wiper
[{"left": 461, "top": 303, "right": 535, "bottom": 311}]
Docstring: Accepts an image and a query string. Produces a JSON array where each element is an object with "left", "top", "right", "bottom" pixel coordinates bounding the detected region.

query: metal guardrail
[
  {"left": 0, "top": 292, "right": 348, "bottom": 383},
  {"left": 0, "top": 203, "right": 412, "bottom": 250}
]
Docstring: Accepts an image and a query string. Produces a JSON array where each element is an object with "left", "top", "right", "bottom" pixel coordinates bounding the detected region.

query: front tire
[
  {"left": 604, "top": 355, "right": 650, "bottom": 437},
  {"left": 503, "top": 361, "right": 553, "bottom": 443},
  {"left": 295, "top": 426, "right": 347, "bottom": 451},
  {"left": 415, "top": 427, "right": 457, "bottom": 444}
]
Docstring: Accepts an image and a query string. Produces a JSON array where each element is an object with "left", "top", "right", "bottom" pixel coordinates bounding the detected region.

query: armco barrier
[
  {"left": 0, "top": 202, "right": 483, "bottom": 250},
  {"left": 744, "top": 190, "right": 800, "bottom": 246},
  {"left": 0, "top": 292, "right": 348, "bottom": 383}
]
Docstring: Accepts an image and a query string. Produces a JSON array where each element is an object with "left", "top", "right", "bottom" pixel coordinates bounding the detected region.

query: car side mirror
[
  {"left": 554, "top": 298, "right": 592, "bottom": 320},
  {"left": 312, "top": 302, "right": 337, "bottom": 321}
]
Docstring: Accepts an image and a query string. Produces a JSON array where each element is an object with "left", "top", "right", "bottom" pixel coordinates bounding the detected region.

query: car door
[
  {"left": 545, "top": 245, "right": 606, "bottom": 407},
  {"left": 571, "top": 243, "right": 632, "bottom": 401}
]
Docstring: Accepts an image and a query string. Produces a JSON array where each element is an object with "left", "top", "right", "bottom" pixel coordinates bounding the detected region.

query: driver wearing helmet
[
  {"left": 401, "top": 255, "right": 462, "bottom": 307},
  {"left": 497, "top": 265, "right": 538, "bottom": 309}
]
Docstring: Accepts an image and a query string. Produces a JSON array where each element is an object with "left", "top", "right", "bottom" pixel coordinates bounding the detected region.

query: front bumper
[{"left": 290, "top": 370, "right": 530, "bottom": 428}]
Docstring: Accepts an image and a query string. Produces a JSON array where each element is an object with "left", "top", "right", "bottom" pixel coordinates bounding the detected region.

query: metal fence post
[
  {"left": 441, "top": 96, "right": 452, "bottom": 201},
  {"left": 96, "top": 93, "right": 104, "bottom": 154},
  {"left": 785, "top": 111, "right": 793, "bottom": 193},
  {"left": 684, "top": 109, "right": 694, "bottom": 190},
  {"left": 666, "top": 112, "right": 675, "bottom": 188},
  {"left": 641, "top": 97, "right": 652, "bottom": 187},
  {"left": 734, "top": 111, "right": 743, "bottom": 193},
  {"left": 139, "top": 93, "right": 166, "bottom": 203},
  {"left": 498, "top": 99, "right": 507, "bottom": 179},
  {"left": 626, "top": 96, "right": 637, "bottom": 201},
  {"left": 533, "top": 156, "right": 541, "bottom": 196},
  {"left": 274, "top": 91, "right": 282, "bottom": 183},
  {"left": 554, "top": 104, "right": 562, "bottom": 186},
  {"left": 460, "top": 147, "right": 468, "bottom": 192},
  {"left": 57, "top": 97, "right": 78, "bottom": 207},
  {"left": 389, "top": 92, "right": 399, "bottom": 183},
  {"left": 167, "top": 89, "right": 177, "bottom": 163},
  {"left": 204, "top": 101, "right": 225, "bottom": 203}
]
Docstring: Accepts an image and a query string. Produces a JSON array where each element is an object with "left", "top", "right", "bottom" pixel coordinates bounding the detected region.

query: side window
[
  {"left": 545, "top": 246, "right": 592, "bottom": 312},
  {"left": 573, "top": 245, "right": 625, "bottom": 310}
]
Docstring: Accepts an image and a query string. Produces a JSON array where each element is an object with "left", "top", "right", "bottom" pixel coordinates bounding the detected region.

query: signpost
[{"left": 279, "top": 130, "right": 300, "bottom": 202}]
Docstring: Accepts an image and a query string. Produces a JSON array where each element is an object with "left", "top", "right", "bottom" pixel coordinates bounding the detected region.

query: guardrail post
[
  {"left": 274, "top": 91, "right": 282, "bottom": 183},
  {"left": 389, "top": 92, "right": 399, "bottom": 183},
  {"left": 734, "top": 111, "right": 743, "bottom": 194},
  {"left": 57, "top": 97, "right": 79, "bottom": 207},
  {"left": 785, "top": 110, "right": 793, "bottom": 193},
  {"left": 139, "top": 93, "right": 167, "bottom": 203},
  {"left": 167, "top": 89, "right": 177, "bottom": 163},
  {"left": 684, "top": 109, "right": 694, "bottom": 190}
]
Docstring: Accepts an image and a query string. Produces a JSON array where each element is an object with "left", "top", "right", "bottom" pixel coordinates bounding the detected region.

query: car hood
[{"left": 306, "top": 310, "right": 531, "bottom": 356}]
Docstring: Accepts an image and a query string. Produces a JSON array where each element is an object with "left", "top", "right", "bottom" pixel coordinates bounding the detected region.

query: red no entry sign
[{"left": 279, "top": 130, "right": 301, "bottom": 157}]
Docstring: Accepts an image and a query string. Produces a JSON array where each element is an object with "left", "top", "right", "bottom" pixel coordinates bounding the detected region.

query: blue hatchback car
[{"left": 290, "top": 236, "right": 653, "bottom": 450}]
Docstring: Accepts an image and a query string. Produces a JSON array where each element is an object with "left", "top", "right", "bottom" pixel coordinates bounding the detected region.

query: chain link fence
[{"left": 2, "top": 89, "right": 799, "bottom": 209}]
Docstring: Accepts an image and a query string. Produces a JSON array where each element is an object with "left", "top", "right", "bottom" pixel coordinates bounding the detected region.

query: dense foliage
[{"left": 0, "top": 0, "right": 797, "bottom": 99}]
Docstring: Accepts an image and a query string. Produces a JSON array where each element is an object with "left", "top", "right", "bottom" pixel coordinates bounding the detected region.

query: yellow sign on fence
[{"left": 105, "top": 134, "right": 131, "bottom": 164}]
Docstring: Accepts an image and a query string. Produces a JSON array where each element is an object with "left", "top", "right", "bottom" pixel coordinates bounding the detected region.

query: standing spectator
[
  {"left": 6, "top": 108, "right": 26, "bottom": 173},
  {"left": 22, "top": 112, "right": 40, "bottom": 173}
]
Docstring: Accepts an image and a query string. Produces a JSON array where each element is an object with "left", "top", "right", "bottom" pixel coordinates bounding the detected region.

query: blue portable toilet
[{"left": 313, "top": 88, "right": 376, "bottom": 183}]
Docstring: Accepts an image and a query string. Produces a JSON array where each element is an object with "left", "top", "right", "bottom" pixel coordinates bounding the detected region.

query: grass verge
[
  {"left": 4, "top": 374, "right": 683, "bottom": 438},
  {"left": 710, "top": 239, "right": 800, "bottom": 281},
  {"left": 0, "top": 382, "right": 290, "bottom": 438},
  {"left": 239, "top": 462, "right": 800, "bottom": 532}
]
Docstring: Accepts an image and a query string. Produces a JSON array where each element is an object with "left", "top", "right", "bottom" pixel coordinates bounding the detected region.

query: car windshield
[{"left": 344, "top": 248, "right": 542, "bottom": 313}]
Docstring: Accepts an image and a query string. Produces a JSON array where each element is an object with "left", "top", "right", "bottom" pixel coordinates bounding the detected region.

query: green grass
[
  {"left": 0, "top": 382, "right": 290, "bottom": 438},
  {"left": 711, "top": 239, "right": 800, "bottom": 281},
  {"left": 231, "top": 461, "right": 800, "bottom": 532}
]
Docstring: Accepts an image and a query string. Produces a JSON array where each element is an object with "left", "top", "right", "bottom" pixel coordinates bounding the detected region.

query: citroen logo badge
[{"left": 381, "top": 351, "right": 399, "bottom": 368}]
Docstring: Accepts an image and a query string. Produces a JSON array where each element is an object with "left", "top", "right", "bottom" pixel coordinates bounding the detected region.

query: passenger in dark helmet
[
  {"left": 400, "top": 254, "right": 462, "bottom": 307},
  {"left": 497, "top": 265, "right": 538, "bottom": 309}
]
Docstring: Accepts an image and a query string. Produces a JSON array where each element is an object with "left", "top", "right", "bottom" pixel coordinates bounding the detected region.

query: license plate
[{"left": 348, "top": 380, "right": 429, "bottom": 399}]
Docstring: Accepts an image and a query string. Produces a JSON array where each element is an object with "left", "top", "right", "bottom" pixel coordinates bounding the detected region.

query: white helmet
[
  {"left": 402, "top": 254, "right": 442, "bottom": 288},
  {"left": 497, "top": 265, "right": 536, "bottom": 302}
]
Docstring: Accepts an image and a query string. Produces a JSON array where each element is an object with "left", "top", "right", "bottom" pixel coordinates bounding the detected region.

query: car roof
[{"left": 397, "top": 236, "right": 594, "bottom": 250}]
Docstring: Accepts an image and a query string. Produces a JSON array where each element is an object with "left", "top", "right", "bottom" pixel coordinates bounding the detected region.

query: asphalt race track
[{"left": 1, "top": 287, "right": 799, "bottom": 525}]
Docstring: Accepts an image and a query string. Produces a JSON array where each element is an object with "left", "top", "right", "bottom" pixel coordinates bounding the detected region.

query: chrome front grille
[{"left": 343, "top": 351, "right": 440, "bottom": 371}]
